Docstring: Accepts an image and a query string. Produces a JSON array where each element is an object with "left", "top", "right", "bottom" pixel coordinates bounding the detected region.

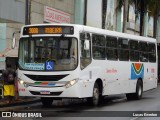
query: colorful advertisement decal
[{"left": 131, "top": 63, "right": 144, "bottom": 80}]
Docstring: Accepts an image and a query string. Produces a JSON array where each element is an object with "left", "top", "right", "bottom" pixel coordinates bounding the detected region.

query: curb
[{"left": 0, "top": 98, "right": 41, "bottom": 108}]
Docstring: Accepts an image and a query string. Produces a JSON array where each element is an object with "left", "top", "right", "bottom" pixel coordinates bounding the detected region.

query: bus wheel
[
  {"left": 134, "top": 80, "right": 143, "bottom": 100},
  {"left": 126, "top": 80, "right": 143, "bottom": 100},
  {"left": 41, "top": 97, "right": 53, "bottom": 107},
  {"left": 87, "top": 83, "right": 100, "bottom": 106}
]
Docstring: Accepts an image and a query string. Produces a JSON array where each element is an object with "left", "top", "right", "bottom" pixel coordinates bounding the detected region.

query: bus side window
[
  {"left": 129, "top": 40, "right": 139, "bottom": 62},
  {"left": 92, "top": 34, "right": 105, "bottom": 59},
  {"left": 139, "top": 42, "right": 148, "bottom": 62},
  {"left": 148, "top": 43, "right": 156, "bottom": 62},
  {"left": 106, "top": 36, "right": 118, "bottom": 60},
  {"left": 118, "top": 38, "right": 129, "bottom": 61}
]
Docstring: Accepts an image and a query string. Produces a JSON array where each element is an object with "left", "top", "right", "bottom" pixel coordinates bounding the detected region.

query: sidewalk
[
  {"left": 0, "top": 82, "right": 40, "bottom": 107},
  {"left": 0, "top": 97, "right": 40, "bottom": 107}
]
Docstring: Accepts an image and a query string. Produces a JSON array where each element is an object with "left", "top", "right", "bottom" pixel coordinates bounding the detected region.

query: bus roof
[
  {"left": 21, "top": 23, "right": 156, "bottom": 43},
  {"left": 82, "top": 25, "right": 156, "bottom": 43}
]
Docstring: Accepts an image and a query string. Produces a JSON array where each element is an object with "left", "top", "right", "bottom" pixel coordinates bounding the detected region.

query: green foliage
[
  {"left": 116, "top": 0, "right": 160, "bottom": 37},
  {"left": 117, "top": 0, "right": 160, "bottom": 18},
  {"left": 148, "top": 0, "right": 160, "bottom": 17}
]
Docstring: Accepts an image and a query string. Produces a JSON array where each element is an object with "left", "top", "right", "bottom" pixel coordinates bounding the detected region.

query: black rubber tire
[
  {"left": 126, "top": 80, "right": 143, "bottom": 100},
  {"left": 41, "top": 97, "right": 54, "bottom": 107},
  {"left": 134, "top": 80, "right": 143, "bottom": 100},
  {"left": 87, "top": 83, "right": 100, "bottom": 106}
]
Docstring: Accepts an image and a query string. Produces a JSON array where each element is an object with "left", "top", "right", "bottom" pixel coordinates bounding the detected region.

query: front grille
[
  {"left": 30, "top": 91, "right": 62, "bottom": 96},
  {"left": 24, "top": 74, "right": 68, "bottom": 81}
]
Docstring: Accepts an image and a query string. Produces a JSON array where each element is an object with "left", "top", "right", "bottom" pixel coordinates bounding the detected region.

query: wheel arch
[{"left": 137, "top": 78, "right": 143, "bottom": 88}]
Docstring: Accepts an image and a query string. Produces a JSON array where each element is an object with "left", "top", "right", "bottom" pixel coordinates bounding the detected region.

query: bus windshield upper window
[{"left": 18, "top": 37, "right": 78, "bottom": 71}]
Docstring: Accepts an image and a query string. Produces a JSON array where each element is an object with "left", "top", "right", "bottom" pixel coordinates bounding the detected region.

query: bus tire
[
  {"left": 87, "top": 82, "right": 100, "bottom": 106},
  {"left": 41, "top": 97, "right": 53, "bottom": 107},
  {"left": 134, "top": 80, "right": 143, "bottom": 100},
  {"left": 126, "top": 80, "right": 143, "bottom": 100}
]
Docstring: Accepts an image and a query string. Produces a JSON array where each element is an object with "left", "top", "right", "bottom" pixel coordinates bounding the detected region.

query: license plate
[{"left": 40, "top": 91, "right": 50, "bottom": 95}]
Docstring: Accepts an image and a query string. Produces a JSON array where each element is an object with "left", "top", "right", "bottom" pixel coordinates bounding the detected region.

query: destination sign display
[{"left": 23, "top": 26, "right": 74, "bottom": 35}]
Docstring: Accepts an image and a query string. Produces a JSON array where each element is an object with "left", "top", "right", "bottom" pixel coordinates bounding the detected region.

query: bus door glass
[{"left": 80, "top": 33, "right": 91, "bottom": 69}]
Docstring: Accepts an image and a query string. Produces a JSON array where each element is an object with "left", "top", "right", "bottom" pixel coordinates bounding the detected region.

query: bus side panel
[
  {"left": 143, "top": 63, "right": 157, "bottom": 91},
  {"left": 104, "top": 61, "right": 136, "bottom": 95},
  {"left": 85, "top": 60, "right": 135, "bottom": 96}
]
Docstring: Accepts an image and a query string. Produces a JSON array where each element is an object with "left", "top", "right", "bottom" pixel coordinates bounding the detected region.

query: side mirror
[
  {"left": 84, "top": 40, "right": 90, "bottom": 50},
  {"left": 12, "top": 36, "right": 16, "bottom": 49},
  {"left": 12, "top": 31, "right": 20, "bottom": 49}
]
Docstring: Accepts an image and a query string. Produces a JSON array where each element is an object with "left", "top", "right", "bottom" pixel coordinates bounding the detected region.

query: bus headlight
[
  {"left": 18, "top": 80, "right": 28, "bottom": 87},
  {"left": 19, "top": 80, "right": 25, "bottom": 85},
  {"left": 65, "top": 79, "right": 78, "bottom": 88}
]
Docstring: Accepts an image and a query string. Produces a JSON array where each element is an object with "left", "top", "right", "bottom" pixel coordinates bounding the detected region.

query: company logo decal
[{"left": 131, "top": 63, "right": 144, "bottom": 80}]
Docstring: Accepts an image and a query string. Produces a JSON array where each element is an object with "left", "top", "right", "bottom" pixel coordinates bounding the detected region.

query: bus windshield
[{"left": 19, "top": 37, "right": 78, "bottom": 71}]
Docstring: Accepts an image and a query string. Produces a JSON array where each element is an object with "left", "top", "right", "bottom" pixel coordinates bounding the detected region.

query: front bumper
[{"left": 18, "top": 79, "right": 94, "bottom": 98}]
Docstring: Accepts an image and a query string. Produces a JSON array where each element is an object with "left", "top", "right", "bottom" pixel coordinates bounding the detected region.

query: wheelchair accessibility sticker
[{"left": 45, "top": 61, "right": 54, "bottom": 70}]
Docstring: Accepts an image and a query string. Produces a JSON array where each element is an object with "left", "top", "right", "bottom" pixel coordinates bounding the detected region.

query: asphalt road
[{"left": 1, "top": 85, "right": 160, "bottom": 120}]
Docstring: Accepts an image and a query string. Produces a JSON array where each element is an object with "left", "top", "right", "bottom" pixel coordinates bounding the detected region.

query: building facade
[
  {"left": 0, "top": 0, "right": 75, "bottom": 70},
  {"left": 0, "top": 0, "right": 25, "bottom": 70}
]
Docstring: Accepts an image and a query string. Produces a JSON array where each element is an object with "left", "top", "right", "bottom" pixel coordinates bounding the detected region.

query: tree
[
  {"left": 117, "top": 0, "right": 156, "bottom": 36},
  {"left": 148, "top": 0, "right": 160, "bottom": 38},
  {"left": 123, "top": 0, "right": 129, "bottom": 33},
  {"left": 84, "top": 0, "right": 88, "bottom": 25},
  {"left": 139, "top": 0, "right": 145, "bottom": 36},
  {"left": 132, "top": 0, "right": 151, "bottom": 36},
  {"left": 102, "top": 0, "right": 107, "bottom": 29},
  {"left": 116, "top": 0, "right": 129, "bottom": 33},
  {"left": 134, "top": 0, "right": 160, "bottom": 38}
]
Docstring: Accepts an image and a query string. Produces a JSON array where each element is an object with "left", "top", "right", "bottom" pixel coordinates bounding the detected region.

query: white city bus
[{"left": 18, "top": 24, "right": 157, "bottom": 106}]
